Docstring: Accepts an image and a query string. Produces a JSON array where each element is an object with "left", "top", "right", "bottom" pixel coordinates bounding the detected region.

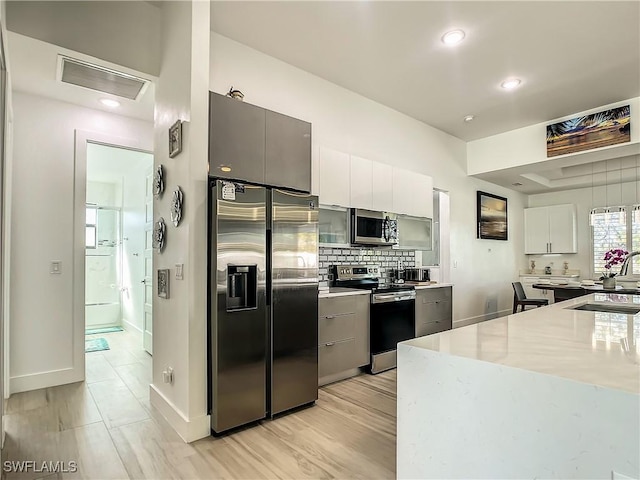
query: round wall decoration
[
  {"left": 153, "top": 165, "right": 165, "bottom": 197},
  {"left": 170, "top": 186, "right": 183, "bottom": 227},
  {"left": 153, "top": 217, "right": 166, "bottom": 252}
]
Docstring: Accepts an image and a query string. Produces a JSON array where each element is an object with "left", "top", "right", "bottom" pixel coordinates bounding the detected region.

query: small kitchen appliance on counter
[{"left": 330, "top": 264, "right": 416, "bottom": 374}]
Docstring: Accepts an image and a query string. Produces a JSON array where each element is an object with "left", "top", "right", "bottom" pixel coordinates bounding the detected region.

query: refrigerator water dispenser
[{"left": 226, "top": 265, "right": 257, "bottom": 311}]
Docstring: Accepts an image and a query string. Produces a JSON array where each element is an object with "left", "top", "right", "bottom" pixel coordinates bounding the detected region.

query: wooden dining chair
[{"left": 512, "top": 282, "right": 549, "bottom": 313}]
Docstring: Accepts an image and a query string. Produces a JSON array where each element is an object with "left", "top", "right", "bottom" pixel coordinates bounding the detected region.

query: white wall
[
  {"left": 468, "top": 97, "right": 640, "bottom": 175},
  {"left": 210, "top": 32, "right": 528, "bottom": 324},
  {"left": 9, "top": 92, "right": 152, "bottom": 393},
  {"left": 149, "top": 0, "right": 210, "bottom": 443}
]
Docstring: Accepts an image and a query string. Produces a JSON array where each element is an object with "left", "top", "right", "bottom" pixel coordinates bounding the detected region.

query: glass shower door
[{"left": 85, "top": 207, "right": 122, "bottom": 329}]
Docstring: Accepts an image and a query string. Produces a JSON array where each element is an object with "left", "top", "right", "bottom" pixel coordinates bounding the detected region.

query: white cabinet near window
[
  {"left": 319, "top": 146, "right": 350, "bottom": 207},
  {"left": 524, "top": 204, "right": 577, "bottom": 254}
]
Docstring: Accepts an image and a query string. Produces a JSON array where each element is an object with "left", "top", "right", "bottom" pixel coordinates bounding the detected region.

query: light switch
[
  {"left": 50, "top": 261, "right": 62, "bottom": 274},
  {"left": 175, "top": 263, "right": 184, "bottom": 280}
]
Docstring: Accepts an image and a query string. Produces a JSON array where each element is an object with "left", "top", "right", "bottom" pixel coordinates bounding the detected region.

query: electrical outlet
[{"left": 163, "top": 367, "right": 174, "bottom": 384}]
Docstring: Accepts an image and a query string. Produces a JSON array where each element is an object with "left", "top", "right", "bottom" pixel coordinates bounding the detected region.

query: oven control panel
[{"left": 333, "top": 264, "right": 380, "bottom": 281}]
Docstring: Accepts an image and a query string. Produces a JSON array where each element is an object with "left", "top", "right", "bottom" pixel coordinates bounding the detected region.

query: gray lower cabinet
[
  {"left": 415, "top": 287, "right": 452, "bottom": 337},
  {"left": 318, "top": 295, "right": 369, "bottom": 385}
]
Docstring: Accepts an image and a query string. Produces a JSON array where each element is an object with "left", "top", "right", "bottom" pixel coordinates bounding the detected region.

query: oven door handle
[{"left": 372, "top": 293, "right": 416, "bottom": 304}]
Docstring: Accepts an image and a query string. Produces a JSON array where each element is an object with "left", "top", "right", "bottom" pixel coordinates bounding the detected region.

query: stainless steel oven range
[{"left": 330, "top": 264, "right": 416, "bottom": 374}]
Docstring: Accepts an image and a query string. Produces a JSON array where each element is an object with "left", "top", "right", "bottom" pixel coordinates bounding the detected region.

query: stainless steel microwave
[{"left": 350, "top": 208, "right": 398, "bottom": 246}]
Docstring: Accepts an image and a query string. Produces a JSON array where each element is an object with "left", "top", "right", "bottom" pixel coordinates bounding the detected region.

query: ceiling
[
  {"left": 5, "top": 1, "right": 640, "bottom": 196},
  {"left": 8, "top": 32, "right": 156, "bottom": 122},
  {"left": 209, "top": 1, "right": 640, "bottom": 142}
]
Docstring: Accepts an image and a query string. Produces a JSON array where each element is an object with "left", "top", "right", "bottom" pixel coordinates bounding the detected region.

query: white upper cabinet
[
  {"left": 392, "top": 168, "right": 433, "bottom": 218},
  {"left": 372, "top": 162, "right": 393, "bottom": 212},
  {"left": 349, "top": 155, "right": 373, "bottom": 209},
  {"left": 318, "top": 146, "right": 350, "bottom": 207},
  {"left": 548, "top": 204, "right": 578, "bottom": 253},
  {"left": 316, "top": 145, "right": 433, "bottom": 217},
  {"left": 524, "top": 204, "right": 577, "bottom": 254}
]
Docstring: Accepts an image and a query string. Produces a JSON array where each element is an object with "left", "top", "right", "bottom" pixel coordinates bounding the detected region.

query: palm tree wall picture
[{"left": 546, "top": 105, "right": 631, "bottom": 157}]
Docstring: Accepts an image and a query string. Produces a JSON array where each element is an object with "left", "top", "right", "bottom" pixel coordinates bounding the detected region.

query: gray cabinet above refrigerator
[
  {"left": 209, "top": 92, "right": 311, "bottom": 193},
  {"left": 209, "top": 92, "right": 265, "bottom": 185}
]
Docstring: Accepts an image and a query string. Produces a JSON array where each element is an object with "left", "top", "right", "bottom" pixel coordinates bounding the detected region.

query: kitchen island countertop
[{"left": 396, "top": 293, "right": 640, "bottom": 478}]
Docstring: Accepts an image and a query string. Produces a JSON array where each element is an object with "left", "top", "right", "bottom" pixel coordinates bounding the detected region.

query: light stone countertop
[
  {"left": 318, "top": 287, "right": 371, "bottom": 298},
  {"left": 410, "top": 283, "right": 453, "bottom": 290},
  {"left": 401, "top": 292, "right": 640, "bottom": 394}
]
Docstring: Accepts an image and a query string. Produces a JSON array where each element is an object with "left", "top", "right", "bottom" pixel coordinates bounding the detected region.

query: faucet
[{"left": 619, "top": 251, "right": 640, "bottom": 276}]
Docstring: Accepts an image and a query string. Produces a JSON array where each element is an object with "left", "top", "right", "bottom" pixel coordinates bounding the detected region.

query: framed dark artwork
[
  {"left": 157, "top": 269, "right": 170, "bottom": 299},
  {"left": 546, "top": 105, "right": 630, "bottom": 158},
  {"left": 169, "top": 120, "right": 182, "bottom": 158},
  {"left": 477, "top": 191, "right": 508, "bottom": 241}
]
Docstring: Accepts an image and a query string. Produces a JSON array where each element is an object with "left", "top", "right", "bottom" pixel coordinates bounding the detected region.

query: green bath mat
[
  {"left": 85, "top": 337, "right": 110, "bottom": 353},
  {"left": 85, "top": 326, "right": 123, "bottom": 335}
]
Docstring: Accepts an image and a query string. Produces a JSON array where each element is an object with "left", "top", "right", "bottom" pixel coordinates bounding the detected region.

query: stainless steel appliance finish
[
  {"left": 210, "top": 182, "right": 267, "bottom": 433},
  {"left": 370, "top": 286, "right": 415, "bottom": 374},
  {"left": 270, "top": 189, "right": 318, "bottom": 415},
  {"left": 351, "top": 208, "right": 398, "bottom": 246},
  {"left": 329, "top": 264, "right": 416, "bottom": 374},
  {"left": 209, "top": 179, "right": 319, "bottom": 434}
]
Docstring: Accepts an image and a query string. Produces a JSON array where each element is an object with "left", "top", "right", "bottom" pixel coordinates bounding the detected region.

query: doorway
[{"left": 85, "top": 143, "right": 153, "bottom": 358}]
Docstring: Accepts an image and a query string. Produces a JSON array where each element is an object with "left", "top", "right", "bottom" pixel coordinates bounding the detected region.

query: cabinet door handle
[
  {"left": 325, "top": 342, "right": 335, "bottom": 347},
  {"left": 325, "top": 315, "right": 335, "bottom": 319},
  {"left": 549, "top": 242, "right": 552, "bottom": 253}
]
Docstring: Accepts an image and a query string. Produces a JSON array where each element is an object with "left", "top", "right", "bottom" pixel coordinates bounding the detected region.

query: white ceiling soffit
[
  {"left": 58, "top": 56, "right": 150, "bottom": 101},
  {"left": 476, "top": 146, "right": 640, "bottom": 195}
]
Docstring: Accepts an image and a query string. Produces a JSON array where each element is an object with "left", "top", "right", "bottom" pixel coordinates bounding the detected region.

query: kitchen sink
[{"left": 569, "top": 303, "right": 640, "bottom": 315}]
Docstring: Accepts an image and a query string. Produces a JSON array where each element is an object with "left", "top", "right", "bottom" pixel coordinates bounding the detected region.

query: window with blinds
[{"left": 591, "top": 206, "right": 640, "bottom": 276}]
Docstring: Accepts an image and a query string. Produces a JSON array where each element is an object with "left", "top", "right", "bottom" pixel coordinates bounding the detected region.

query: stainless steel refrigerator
[{"left": 208, "top": 179, "right": 319, "bottom": 434}]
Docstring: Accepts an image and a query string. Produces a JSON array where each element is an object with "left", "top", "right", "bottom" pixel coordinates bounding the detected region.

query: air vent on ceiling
[{"left": 57, "top": 56, "right": 149, "bottom": 101}]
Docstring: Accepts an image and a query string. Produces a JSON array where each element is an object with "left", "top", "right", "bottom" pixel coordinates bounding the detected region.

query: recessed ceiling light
[
  {"left": 501, "top": 78, "right": 522, "bottom": 90},
  {"left": 220, "top": 166, "right": 232, "bottom": 173},
  {"left": 99, "top": 98, "right": 120, "bottom": 108},
  {"left": 441, "top": 29, "right": 466, "bottom": 46},
  {"left": 463, "top": 114, "right": 475, "bottom": 122}
]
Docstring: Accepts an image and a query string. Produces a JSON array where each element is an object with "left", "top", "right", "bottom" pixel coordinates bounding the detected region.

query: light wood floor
[{"left": 2, "top": 329, "right": 397, "bottom": 479}]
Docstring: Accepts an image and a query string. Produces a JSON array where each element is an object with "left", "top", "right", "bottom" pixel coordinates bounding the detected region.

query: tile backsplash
[{"left": 318, "top": 247, "right": 415, "bottom": 287}]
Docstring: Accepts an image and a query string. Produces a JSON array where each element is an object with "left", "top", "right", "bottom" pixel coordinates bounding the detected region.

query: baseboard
[
  {"left": 122, "top": 319, "right": 143, "bottom": 333},
  {"left": 149, "top": 384, "right": 210, "bottom": 443},
  {"left": 454, "top": 309, "right": 511, "bottom": 328},
  {"left": 10, "top": 367, "right": 83, "bottom": 394}
]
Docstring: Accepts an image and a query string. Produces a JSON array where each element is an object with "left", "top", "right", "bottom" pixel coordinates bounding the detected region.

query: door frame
[{"left": 73, "top": 130, "right": 153, "bottom": 381}]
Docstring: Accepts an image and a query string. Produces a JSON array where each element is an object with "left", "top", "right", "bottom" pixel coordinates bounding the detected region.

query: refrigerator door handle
[{"left": 266, "top": 230, "right": 272, "bottom": 306}]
